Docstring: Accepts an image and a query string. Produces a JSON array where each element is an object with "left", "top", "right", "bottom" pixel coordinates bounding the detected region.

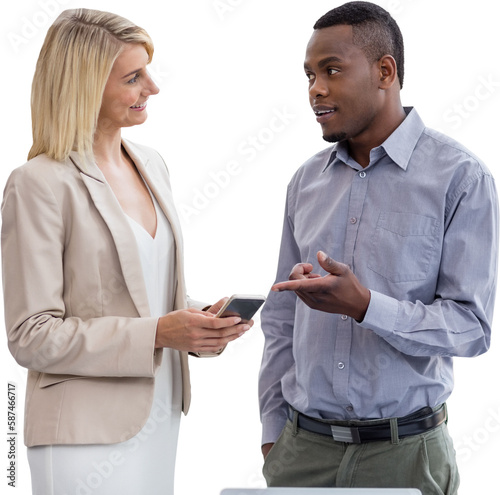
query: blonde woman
[{"left": 1, "top": 9, "right": 249, "bottom": 494}]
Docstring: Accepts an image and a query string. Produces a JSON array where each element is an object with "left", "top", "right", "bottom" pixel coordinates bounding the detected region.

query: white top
[{"left": 126, "top": 192, "right": 176, "bottom": 317}]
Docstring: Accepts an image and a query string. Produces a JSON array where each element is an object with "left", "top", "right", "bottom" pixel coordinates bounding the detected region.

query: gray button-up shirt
[{"left": 259, "top": 107, "right": 498, "bottom": 445}]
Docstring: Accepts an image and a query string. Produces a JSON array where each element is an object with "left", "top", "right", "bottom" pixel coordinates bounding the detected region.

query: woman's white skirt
[{"left": 28, "top": 348, "right": 182, "bottom": 495}]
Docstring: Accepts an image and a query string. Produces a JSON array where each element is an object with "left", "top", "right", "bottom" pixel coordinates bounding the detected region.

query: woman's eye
[{"left": 127, "top": 74, "right": 140, "bottom": 84}]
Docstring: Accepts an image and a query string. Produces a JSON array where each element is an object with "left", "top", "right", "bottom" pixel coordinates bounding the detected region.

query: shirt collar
[{"left": 322, "top": 107, "right": 425, "bottom": 173}]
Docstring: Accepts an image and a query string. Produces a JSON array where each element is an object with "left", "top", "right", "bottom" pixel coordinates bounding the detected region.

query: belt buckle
[{"left": 330, "top": 425, "right": 361, "bottom": 443}]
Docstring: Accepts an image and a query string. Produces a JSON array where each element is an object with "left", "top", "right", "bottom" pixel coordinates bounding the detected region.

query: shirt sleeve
[
  {"left": 1, "top": 166, "right": 158, "bottom": 378},
  {"left": 259, "top": 188, "right": 300, "bottom": 445},
  {"left": 361, "top": 171, "right": 498, "bottom": 357}
]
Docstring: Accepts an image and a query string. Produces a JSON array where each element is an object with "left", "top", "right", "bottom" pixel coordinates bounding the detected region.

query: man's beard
[{"left": 322, "top": 131, "right": 347, "bottom": 143}]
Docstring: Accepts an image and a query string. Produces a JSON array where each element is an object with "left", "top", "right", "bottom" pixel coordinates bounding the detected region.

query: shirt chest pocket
[{"left": 367, "top": 211, "right": 440, "bottom": 283}]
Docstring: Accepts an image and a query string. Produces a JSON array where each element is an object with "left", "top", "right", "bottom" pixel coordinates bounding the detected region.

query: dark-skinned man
[{"left": 259, "top": 2, "right": 498, "bottom": 493}]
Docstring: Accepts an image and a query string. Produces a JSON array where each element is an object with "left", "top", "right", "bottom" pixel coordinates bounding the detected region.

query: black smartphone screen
[{"left": 217, "top": 296, "right": 265, "bottom": 323}]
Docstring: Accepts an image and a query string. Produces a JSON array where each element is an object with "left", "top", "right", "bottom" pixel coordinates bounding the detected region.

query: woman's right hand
[{"left": 155, "top": 308, "right": 250, "bottom": 353}]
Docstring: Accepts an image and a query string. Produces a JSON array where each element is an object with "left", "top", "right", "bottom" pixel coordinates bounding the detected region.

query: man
[{"left": 258, "top": 2, "right": 498, "bottom": 493}]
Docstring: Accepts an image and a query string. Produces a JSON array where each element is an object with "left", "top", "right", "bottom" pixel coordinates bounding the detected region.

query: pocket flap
[{"left": 39, "top": 373, "right": 83, "bottom": 388}]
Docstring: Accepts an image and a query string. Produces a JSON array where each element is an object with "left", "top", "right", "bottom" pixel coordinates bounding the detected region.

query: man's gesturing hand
[{"left": 271, "top": 251, "right": 371, "bottom": 322}]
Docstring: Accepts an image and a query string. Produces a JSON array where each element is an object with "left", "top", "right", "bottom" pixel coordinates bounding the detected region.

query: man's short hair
[{"left": 314, "top": 1, "right": 405, "bottom": 88}]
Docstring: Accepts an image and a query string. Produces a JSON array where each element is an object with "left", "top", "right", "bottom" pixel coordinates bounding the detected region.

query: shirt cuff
[
  {"left": 359, "top": 289, "right": 399, "bottom": 339},
  {"left": 261, "top": 414, "right": 287, "bottom": 446}
]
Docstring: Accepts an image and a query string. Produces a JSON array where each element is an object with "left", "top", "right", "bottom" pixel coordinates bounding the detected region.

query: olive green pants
[{"left": 263, "top": 419, "right": 459, "bottom": 494}]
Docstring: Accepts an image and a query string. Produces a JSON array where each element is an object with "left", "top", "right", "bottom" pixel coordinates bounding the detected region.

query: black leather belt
[{"left": 288, "top": 404, "right": 447, "bottom": 444}]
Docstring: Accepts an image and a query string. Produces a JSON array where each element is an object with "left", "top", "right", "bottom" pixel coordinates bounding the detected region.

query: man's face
[{"left": 304, "top": 24, "right": 382, "bottom": 143}]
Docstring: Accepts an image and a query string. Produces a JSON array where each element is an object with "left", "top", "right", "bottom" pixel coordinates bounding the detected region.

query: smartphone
[
  {"left": 216, "top": 294, "right": 266, "bottom": 323},
  {"left": 190, "top": 295, "right": 266, "bottom": 358}
]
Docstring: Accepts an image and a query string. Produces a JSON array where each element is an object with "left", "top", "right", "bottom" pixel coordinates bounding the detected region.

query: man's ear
[{"left": 378, "top": 54, "right": 399, "bottom": 90}]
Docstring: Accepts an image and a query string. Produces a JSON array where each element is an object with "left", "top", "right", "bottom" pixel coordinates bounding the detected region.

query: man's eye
[
  {"left": 305, "top": 73, "right": 314, "bottom": 81},
  {"left": 328, "top": 68, "right": 339, "bottom": 75}
]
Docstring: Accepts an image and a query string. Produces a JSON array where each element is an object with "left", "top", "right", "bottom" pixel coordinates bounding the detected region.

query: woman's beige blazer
[{"left": 1, "top": 140, "right": 192, "bottom": 447}]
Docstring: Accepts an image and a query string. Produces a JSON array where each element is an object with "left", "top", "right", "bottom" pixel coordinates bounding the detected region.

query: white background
[{"left": 1, "top": 0, "right": 499, "bottom": 494}]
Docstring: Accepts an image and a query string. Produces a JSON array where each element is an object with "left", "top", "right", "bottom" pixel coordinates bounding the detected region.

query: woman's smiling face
[{"left": 98, "top": 43, "right": 159, "bottom": 131}]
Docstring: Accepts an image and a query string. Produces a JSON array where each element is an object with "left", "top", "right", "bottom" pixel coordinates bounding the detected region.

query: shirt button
[
  {"left": 341, "top": 314, "right": 348, "bottom": 320},
  {"left": 359, "top": 171, "right": 366, "bottom": 178},
  {"left": 338, "top": 362, "right": 345, "bottom": 370},
  {"left": 346, "top": 405, "right": 354, "bottom": 412},
  {"left": 350, "top": 217, "right": 357, "bottom": 224}
]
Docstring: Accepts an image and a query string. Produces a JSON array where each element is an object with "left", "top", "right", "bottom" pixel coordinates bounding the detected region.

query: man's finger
[
  {"left": 289, "top": 262, "right": 315, "bottom": 280},
  {"left": 272, "top": 277, "right": 326, "bottom": 293},
  {"left": 317, "top": 251, "right": 345, "bottom": 276}
]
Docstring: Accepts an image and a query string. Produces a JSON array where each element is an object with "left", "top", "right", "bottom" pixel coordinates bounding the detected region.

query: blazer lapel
[
  {"left": 69, "top": 152, "right": 151, "bottom": 318},
  {"left": 122, "top": 141, "right": 188, "bottom": 311}
]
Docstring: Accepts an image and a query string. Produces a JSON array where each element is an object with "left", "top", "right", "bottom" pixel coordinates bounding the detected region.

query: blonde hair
[{"left": 28, "top": 8, "right": 154, "bottom": 162}]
